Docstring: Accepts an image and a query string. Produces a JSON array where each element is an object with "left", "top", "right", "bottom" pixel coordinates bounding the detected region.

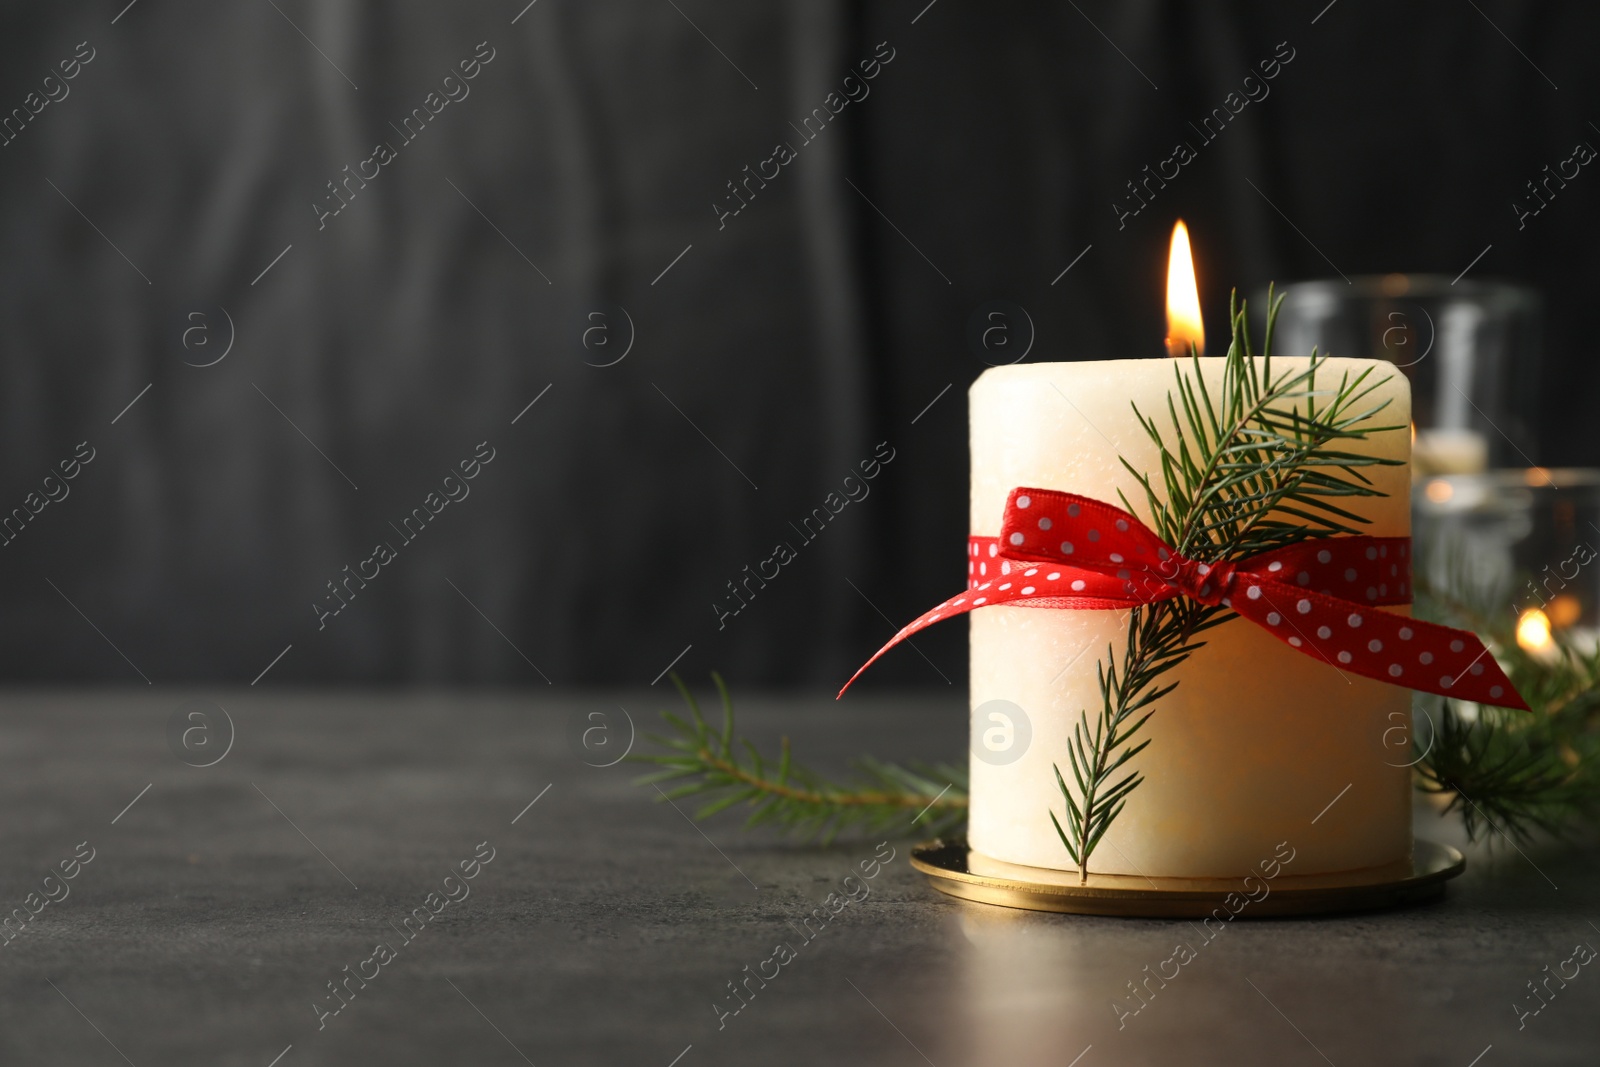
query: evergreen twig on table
[
  {"left": 1412, "top": 562, "right": 1600, "bottom": 844},
  {"left": 633, "top": 673, "right": 967, "bottom": 843}
]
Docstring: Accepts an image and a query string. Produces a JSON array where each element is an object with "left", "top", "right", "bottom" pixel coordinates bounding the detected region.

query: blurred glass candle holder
[
  {"left": 1262, "top": 275, "right": 1542, "bottom": 475},
  {"left": 1412, "top": 468, "right": 1600, "bottom": 655}
]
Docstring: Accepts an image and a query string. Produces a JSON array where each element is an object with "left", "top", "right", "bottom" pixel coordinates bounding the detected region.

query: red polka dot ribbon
[{"left": 840, "top": 487, "right": 1528, "bottom": 710}]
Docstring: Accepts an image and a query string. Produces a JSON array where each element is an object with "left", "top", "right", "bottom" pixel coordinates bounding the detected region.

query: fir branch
[
  {"left": 1055, "top": 287, "right": 1404, "bottom": 882},
  {"left": 634, "top": 673, "right": 967, "bottom": 843},
  {"left": 1412, "top": 561, "right": 1600, "bottom": 844},
  {"left": 1414, "top": 695, "right": 1600, "bottom": 843}
]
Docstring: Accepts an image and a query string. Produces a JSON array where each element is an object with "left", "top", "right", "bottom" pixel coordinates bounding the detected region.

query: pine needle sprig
[
  {"left": 1121, "top": 287, "right": 1405, "bottom": 563},
  {"left": 634, "top": 673, "right": 967, "bottom": 843},
  {"left": 1054, "top": 288, "right": 1405, "bottom": 881},
  {"left": 1412, "top": 559, "right": 1600, "bottom": 844},
  {"left": 1414, "top": 695, "right": 1600, "bottom": 843},
  {"left": 1050, "top": 603, "right": 1216, "bottom": 875}
]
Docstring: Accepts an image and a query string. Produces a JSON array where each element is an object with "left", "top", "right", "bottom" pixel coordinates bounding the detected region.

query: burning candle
[{"left": 965, "top": 224, "right": 1414, "bottom": 879}]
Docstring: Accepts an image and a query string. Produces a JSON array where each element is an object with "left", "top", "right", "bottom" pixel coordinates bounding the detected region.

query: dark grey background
[{"left": 0, "top": 0, "right": 1595, "bottom": 686}]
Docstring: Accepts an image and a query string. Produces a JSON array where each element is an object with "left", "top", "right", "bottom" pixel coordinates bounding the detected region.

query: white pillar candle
[{"left": 968, "top": 358, "right": 1413, "bottom": 878}]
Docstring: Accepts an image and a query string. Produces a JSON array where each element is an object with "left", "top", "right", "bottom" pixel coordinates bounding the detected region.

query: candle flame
[
  {"left": 1517, "top": 608, "right": 1553, "bottom": 654},
  {"left": 1165, "top": 221, "right": 1204, "bottom": 357}
]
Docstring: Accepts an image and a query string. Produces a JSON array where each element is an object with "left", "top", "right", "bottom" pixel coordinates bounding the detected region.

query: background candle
[{"left": 967, "top": 358, "right": 1413, "bottom": 878}]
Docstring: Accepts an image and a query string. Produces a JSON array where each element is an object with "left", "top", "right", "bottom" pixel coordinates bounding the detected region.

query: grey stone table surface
[{"left": 0, "top": 688, "right": 1595, "bottom": 1067}]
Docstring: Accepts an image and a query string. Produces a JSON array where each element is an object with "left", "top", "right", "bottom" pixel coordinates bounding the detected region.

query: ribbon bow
[{"left": 841, "top": 488, "right": 1527, "bottom": 710}]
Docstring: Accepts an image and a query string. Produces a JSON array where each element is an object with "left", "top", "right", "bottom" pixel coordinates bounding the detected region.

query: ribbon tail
[
  {"left": 837, "top": 593, "right": 979, "bottom": 698},
  {"left": 838, "top": 582, "right": 1158, "bottom": 698},
  {"left": 1232, "top": 581, "right": 1529, "bottom": 710}
]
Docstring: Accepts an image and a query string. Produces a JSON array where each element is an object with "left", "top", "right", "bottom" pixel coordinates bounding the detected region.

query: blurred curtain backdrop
[{"left": 0, "top": 0, "right": 1594, "bottom": 687}]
